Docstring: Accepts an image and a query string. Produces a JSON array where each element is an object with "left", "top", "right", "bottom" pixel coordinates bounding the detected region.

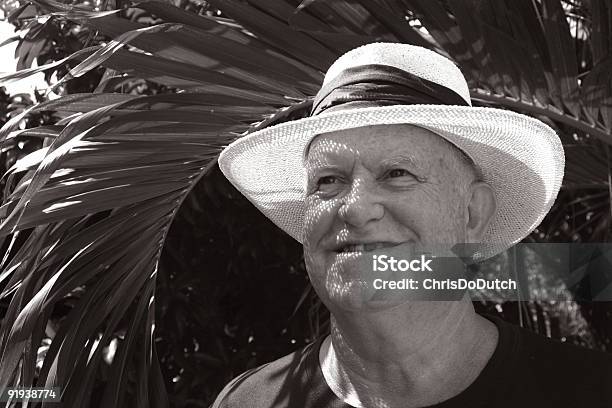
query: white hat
[{"left": 218, "top": 43, "right": 565, "bottom": 259}]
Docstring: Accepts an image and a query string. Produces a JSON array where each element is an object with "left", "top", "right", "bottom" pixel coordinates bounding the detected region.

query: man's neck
[{"left": 319, "top": 300, "right": 499, "bottom": 408}]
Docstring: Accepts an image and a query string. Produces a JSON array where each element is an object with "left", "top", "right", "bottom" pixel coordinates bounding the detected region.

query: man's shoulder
[
  {"left": 504, "top": 320, "right": 612, "bottom": 405},
  {"left": 211, "top": 340, "right": 324, "bottom": 408},
  {"left": 488, "top": 314, "right": 611, "bottom": 370},
  {"left": 515, "top": 323, "right": 612, "bottom": 373}
]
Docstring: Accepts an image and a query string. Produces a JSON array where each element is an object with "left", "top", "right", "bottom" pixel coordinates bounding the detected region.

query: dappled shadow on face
[
  {"left": 302, "top": 136, "right": 374, "bottom": 312},
  {"left": 301, "top": 125, "right": 551, "bottom": 312}
]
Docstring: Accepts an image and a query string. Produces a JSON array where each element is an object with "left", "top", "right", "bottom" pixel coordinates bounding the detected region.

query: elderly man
[{"left": 214, "top": 43, "right": 612, "bottom": 407}]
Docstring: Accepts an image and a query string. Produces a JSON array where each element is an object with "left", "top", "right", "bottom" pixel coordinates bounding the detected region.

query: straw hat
[{"left": 218, "top": 43, "right": 565, "bottom": 259}]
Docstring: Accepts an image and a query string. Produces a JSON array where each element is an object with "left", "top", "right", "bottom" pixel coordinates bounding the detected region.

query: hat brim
[{"left": 218, "top": 104, "right": 564, "bottom": 260}]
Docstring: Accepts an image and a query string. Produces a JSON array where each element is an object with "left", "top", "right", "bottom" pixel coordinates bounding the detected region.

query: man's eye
[
  {"left": 387, "top": 169, "right": 413, "bottom": 178},
  {"left": 317, "top": 175, "right": 338, "bottom": 186},
  {"left": 310, "top": 175, "right": 343, "bottom": 195}
]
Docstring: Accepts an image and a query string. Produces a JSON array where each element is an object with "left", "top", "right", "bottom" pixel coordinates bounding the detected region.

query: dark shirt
[{"left": 212, "top": 315, "right": 612, "bottom": 407}]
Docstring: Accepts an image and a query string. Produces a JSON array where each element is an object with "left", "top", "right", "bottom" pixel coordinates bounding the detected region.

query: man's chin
[{"left": 323, "top": 281, "right": 414, "bottom": 314}]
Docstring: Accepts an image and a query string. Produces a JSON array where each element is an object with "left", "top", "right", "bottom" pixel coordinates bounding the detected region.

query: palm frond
[{"left": 1, "top": 0, "right": 612, "bottom": 406}]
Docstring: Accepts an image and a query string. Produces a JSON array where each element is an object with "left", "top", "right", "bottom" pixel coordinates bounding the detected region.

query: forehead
[{"left": 305, "top": 124, "right": 456, "bottom": 166}]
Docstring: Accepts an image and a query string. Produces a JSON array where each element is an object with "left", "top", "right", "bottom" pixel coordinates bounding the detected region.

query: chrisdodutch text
[{"left": 370, "top": 253, "right": 518, "bottom": 292}]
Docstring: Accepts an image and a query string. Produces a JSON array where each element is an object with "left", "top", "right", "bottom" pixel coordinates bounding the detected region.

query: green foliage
[{"left": 0, "top": 0, "right": 611, "bottom": 407}]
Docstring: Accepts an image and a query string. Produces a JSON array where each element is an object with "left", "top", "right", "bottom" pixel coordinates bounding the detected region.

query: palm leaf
[{"left": 1, "top": 0, "right": 612, "bottom": 406}]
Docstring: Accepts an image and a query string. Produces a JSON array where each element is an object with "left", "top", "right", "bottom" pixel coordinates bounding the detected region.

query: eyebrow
[
  {"left": 303, "top": 148, "right": 355, "bottom": 172},
  {"left": 304, "top": 152, "right": 421, "bottom": 172},
  {"left": 379, "top": 154, "right": 421, "bottom": 169}
]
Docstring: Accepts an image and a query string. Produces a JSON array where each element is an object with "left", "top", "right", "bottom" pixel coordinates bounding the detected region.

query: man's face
[{"left": 302, "top": 124, "right": 479, "bottom": 312}]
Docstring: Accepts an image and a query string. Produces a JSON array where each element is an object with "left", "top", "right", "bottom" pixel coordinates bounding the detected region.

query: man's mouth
[{"left": 336, "top": 242, "right": 402, "bottom": 253}]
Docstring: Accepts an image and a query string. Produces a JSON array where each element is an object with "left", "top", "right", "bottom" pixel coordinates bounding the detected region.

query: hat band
[{"left": 311, "top": 64, "right": 469, "bottom": 116}]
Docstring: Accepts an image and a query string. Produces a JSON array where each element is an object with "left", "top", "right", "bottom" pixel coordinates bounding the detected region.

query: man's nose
[{"left": 338, "top": 178, "right": 384, "bottom": 228}]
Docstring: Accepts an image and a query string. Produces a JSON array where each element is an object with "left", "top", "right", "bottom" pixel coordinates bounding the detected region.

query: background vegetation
[{"left": 0, "top": 0, "right": 611, "bottom": 407}]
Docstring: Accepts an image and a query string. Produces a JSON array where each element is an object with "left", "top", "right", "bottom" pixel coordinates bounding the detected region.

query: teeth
[
  {"left": 342, "top": 244, "right": 364, "bottom": 252},
  {"left": 341, "top": 243, "right": 392, "bottom": 252}
]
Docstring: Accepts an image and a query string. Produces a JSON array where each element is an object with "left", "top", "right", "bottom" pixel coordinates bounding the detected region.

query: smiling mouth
[{"left": 336, "top": 242, "right": 402, "bottom": 253}]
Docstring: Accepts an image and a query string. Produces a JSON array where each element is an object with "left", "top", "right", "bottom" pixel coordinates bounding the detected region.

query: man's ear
[{"left": 465, "top": 181, "right": 496, "bottom": 242}]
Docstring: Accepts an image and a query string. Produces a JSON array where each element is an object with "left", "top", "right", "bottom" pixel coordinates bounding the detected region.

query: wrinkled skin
[{"left": 303, "top": 124, "right": 490, "bottom": 313}]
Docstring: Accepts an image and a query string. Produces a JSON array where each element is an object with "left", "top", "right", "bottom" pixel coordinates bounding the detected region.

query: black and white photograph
[{"left": 0, "top": 0, "right": 611, "bottom": 407}]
